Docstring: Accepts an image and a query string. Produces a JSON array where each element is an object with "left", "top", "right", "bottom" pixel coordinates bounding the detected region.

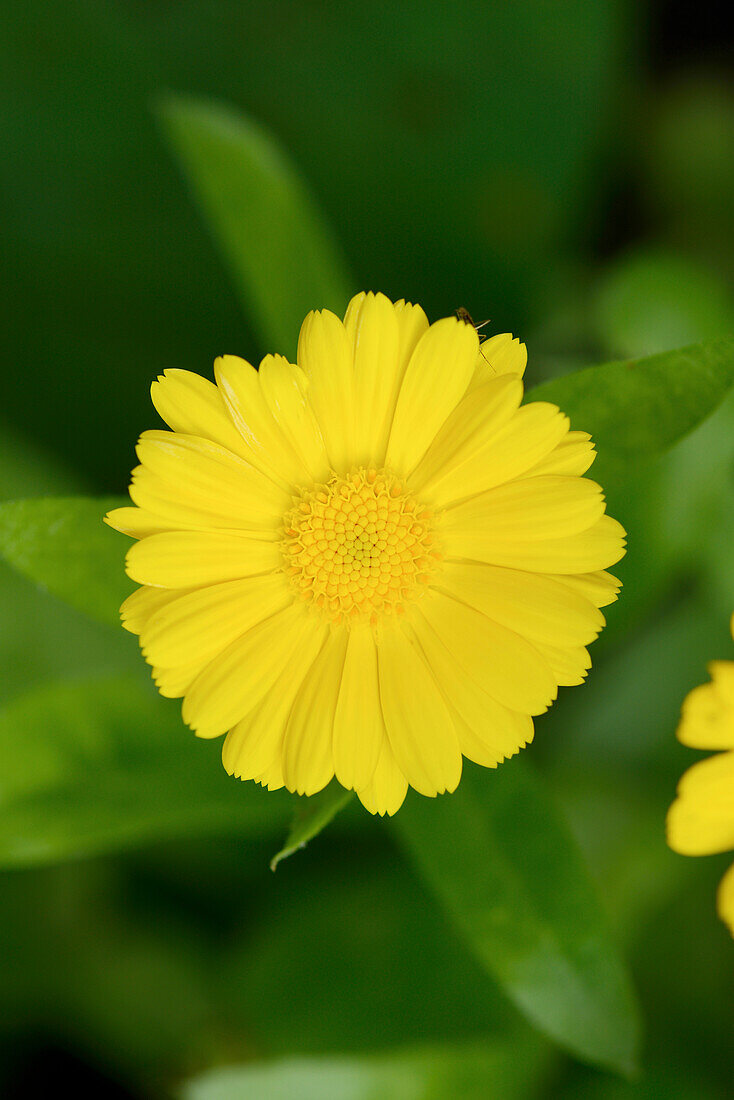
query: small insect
[{"left": 455, "top": 307, "right": 495, "bottom": 371}]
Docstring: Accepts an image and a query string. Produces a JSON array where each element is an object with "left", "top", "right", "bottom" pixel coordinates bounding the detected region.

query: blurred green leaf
[
  {"left": 392, "top": 762, "right": 640, "bottom": 1075},
  {"left": 158, "top": 95, "right": 353, "bottom": 357},
  {"left": 528, "top": 336, "right": 734, "bottom": 483},
  {"left": 593, "top": 250, "right": 734, "bottom": 360},
  {"left": 0, "top": 676, "right": 290, "bottom": 866},
  {"left": 0, "top": 496, "right": 130, "bottom": 629},
  {"left": 270, "top": 783, "right": 353, "bottom": 871},
  {"left": 181, "top": 1038, "right": 548, "bottom": 1100}
]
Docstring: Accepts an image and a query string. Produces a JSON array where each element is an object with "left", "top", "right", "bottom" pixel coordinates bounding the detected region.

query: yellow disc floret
[{"left": 282, "top": 467, "right": 439, "bottom": 623}]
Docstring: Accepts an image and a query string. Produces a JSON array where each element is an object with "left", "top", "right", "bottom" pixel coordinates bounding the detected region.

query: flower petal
[
  {"left": 408, "top": 610, "right": 533, "bottom": 763},
  {"left": 677, "top": 679, "right": 734, "bottom": 750},
  {"left": 667, "top": 751, "right": 734, "bottom": 855},
  {"left": 443, "top": 514, "right": 626, "bottom": 574},
  {"left": 441, "top": 475, "right": 606, "bottom": 543},
  {"left": 132, "top": 431, "right": 289, "bottom": 531},
  {"left": 547, "top": 569, "right": 622, "bottom": 608},
  {"left": 408, "top": 374, "right": 523, "bottom": 496},
  {"left": 468, "top": 332, "right": 527, "bottom": 390},
  {"left": 120, "top": 585, "right": 185, "bottom": 635},
  {"left": 150, "top": 369, "right": 254, "bottom": 459},
  {"left": 422, "top": 402, "right": 570, "bottom": 506},
  {"left": 297, "top": 308, "right": 355, "bottom": 474},
  {"left": 332, "top": 624, "right": 384, "bottom": 791},
  {"left": 356, "top": 736, "right": 408, "bottom": 816},
  {"left": 140, "top": 573, "right": 292, "bottom": 669},
  {"left": 213, "top": 354, "right": 303, "bottom": 489},
  {"left": 257, "top": 354, "right": 331, "bottom": 483},
  {"left": 716, "top": 861, "right": 734, "bottom": 936},
  {"left": 282, "top": 630, "right": 348, "bottom": 795},
  {"left": 386, "top": 317, "right": 479, "bottom": 476},
  {"left": 345, "top": 292, "right": 401, "bottom": 467},
  {"left": 377, "top": 620, "right": 462, "bottom": 797},
  {"left": 126, "top": 530, "right": 282, "bottom": 588},
  {"left": 222, "top": 620, "right": 329, "bottom": 780},
  {"left": 526, "top": 431, "right": 596, "bottom": 478},
  {"left": 415, "top": 589, "right": 557, "bottom": 715},
  {"left": 181, "top": 602, "right": 310, "bottom": 738},
  {"left": 435, "top": 561, "right": 604, "bottom": 647}
]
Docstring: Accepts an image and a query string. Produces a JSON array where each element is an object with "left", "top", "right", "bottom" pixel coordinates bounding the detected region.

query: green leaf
[
  {"left": 0, "top": 676, "right": 290, "bottom": 866},
  {"left": 270, "top": 782, "right": 353, "bottom": 871},
  {"left": 527, "top": 336, "right": 734, "bottom": 482},
  {"left": 180, "top": 1038, "right": 549, "bottom": 1100},
  {"left": 0, "top": 496, "right": 131, "bottom": 628},
  {"left": 391, "top": 761, "right": 640, "bottom": 1075},
  {"left": 158, "top": 95, "right": 353, "bottom": 356}
]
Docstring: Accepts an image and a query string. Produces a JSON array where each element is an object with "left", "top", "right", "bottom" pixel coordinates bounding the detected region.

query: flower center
[{"left": 282, "top": 468, "right": 439, "bottom": 623}]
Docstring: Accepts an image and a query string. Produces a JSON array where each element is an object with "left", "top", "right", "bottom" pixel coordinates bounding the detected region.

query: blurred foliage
[{"left": 1, "top": 1, "right": 734, "bottom": 1098}]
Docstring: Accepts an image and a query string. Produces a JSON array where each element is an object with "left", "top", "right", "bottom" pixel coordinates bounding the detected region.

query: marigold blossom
[
  {"left": 106, "top": 292, "right": 626, "bottom": 815},
  {"left": 667, "top": 612, "right": 734, "bottom": 934}
]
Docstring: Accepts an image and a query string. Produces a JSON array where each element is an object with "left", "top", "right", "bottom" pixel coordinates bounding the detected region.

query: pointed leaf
[
  {"left": 0, "top": 496, "right": 130, "bottom": 628},
  {"left": 158, "top": 95, "right": 353, "bottom": 356},
  {"left": 391, "top": 761, "right": 640, "bottom": 1075},
  {"left": 271, "top": 782, "right": 353, "bottom": 870},
  {"left": 528, "top": 336, "right": 734, "bottom": 482}
]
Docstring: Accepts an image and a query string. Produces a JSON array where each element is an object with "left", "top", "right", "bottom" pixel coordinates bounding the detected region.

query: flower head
[
  {"left": 106, "top": 292, "right": 625, "bottom": 815},
  {"left": 667, "top": 613, "right": 734, "bottom": 935}
]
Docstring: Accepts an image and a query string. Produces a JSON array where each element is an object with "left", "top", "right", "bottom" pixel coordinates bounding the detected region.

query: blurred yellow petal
[
  {"left": 716, "top": 861, "right": 734, "bottom": 937},
  {"left": 677, "top": 678, "right": 734, "bottom": 750},
  {"left": 667, "top": 751, "right": 734, "bottom": 855}
]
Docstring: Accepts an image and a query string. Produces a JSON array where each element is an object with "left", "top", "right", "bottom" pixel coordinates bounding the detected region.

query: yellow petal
[
  {"left": 126, "top": 530, "right": 282, "bottom": 588},
  {"left": 120, "top": 585, "right": 185, "bottom": 635},
  {"left": 332, "top": 624, "right": 384, "bottom": 791},
  {"left": 547, "top": 570, "right": 621, "bottom": 608},
  {"left": 422, "top": 402, "right": 569, "bottom": 506},
  {"left": 150, "top": 369, "right": 254, "bottom": 460},
  {"left": 213, "top": 354, "right": 303, "bottom": 490},
  {"left": 222, "top": 620, "right": 329, "bottom": 780},
  {"left": 408, "top": 611, "right": 533, "bottom": 763},
  {"left": 257, "top": 354, "right": 331, "bottom": 483},
  {"left": 356, "top": 736, "right": 408, "bottom": 816},
  {"left": 393, "top": 299, "right": 430, "bottom": 371},
  {"left": 667, "top": 751, "right": 734, "bottom": 855},
  {"left": 153, "top": 659, "right": 203, "bottom": 699},
  {"left": 132, "top": 431, "right": 289, "bottom": 531},
  {"left": 181, "top": 602, "right": 311, "bottom": 739},
  {"left": 441, "top": 475, "right": 606, "bottom": 542},
  {"left": 443, "top": 513, "right": 626, "bottom": 574},
  {"left": 140, "top": 573, "right": 292, "bottom": 669},
  {"left": 282, "top": 630, "right": 348, "bottom": 795},
  {"left": 297, "top": 309, "right": 355, "bottom": 474},
  {"left": 104, "top": 506, "right": 191, "bottom": 540},
  {"left": 377, "top": 621, "right": 462, "bottom": 797},
  {"left": 716, "top": 861, "right": 734, "bottom": 936},
  {"left": 531, "top": 640, "right": 591, "bottom": 686},
  {"left": 408, "top": 374, "right": 523, "bottom": 496},
  {"left": 677, "top": 680, "right": 734, "bottom": 750},
  {"left": 415, "top": 590, "right": 557, "bottom": 715},
  {"left": 710, "top": 660, "right": 734, "bottom": 709},
  {"left": 346, "top": 292, "right": 401, "bottom": 467},
  {"left": 526, "top": 431, "right": 596, "bottom": 477},
  {"left": 435, "top": 561, "right": 604, "bottom": 647},
  {"left": 386, "top": 317, "right": 479, "bottom": 476},
  {"left": 469, "top": 332, "right": 527, "bottom": 388},
  {"left": 253, "top": 756, "right": 286, "bottom": 791}
]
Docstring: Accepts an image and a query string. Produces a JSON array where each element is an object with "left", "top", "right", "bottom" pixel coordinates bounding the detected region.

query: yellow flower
[
  {"left": 106, "top": 292, "right": 625, "bottom": 815},
  {"left": 667, "top": 613, "right": 734, "bottom": 935}
]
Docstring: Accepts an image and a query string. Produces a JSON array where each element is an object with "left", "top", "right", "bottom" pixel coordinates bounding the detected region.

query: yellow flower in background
[
  {"left": 667, "top": 613, "right": 734, "bottom": 935},
  {"left": 106, "top": 292, "right": 626, "bottom": 815}
]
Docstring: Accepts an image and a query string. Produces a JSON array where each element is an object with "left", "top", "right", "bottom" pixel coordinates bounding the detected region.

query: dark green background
[{"left": 2, "top": 2, "right": 734, "bottom": 1096}]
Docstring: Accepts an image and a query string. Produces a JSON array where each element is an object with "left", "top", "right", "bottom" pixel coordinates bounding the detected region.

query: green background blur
[{"left": 2, "top": 1, "right": 734, "bottom": 1096}]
